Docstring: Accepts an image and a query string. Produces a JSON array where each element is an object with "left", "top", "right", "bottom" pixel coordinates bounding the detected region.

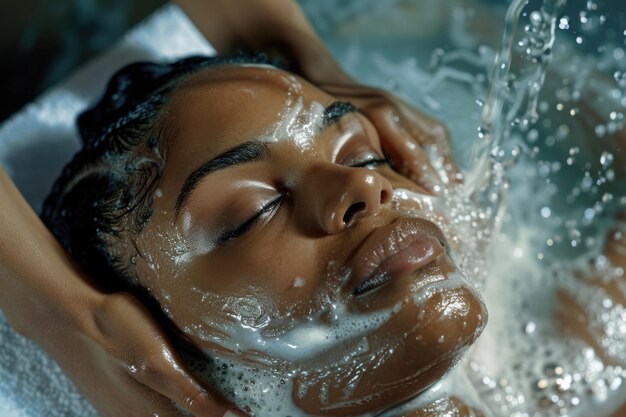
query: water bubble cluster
[
  {"left": 459, "top": 0, "right": 626, "bottom": 415},
  {"left": 181, "top": 0, "right": 626, "bottom": 414}
]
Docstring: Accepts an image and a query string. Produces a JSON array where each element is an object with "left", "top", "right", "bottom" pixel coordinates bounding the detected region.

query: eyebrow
[
  {"left": 174, "top": 100, "right": 358, "bottom": 215},
  {"left": 322, "top": 101, "right": 358, "bottom": 127},
  {"left": 175, "top": 141, "right": 270, "bottom": 214}
]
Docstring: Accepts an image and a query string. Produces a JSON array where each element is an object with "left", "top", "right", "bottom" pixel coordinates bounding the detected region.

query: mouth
[{"left": 348, "top": 218, "right": 447, "bottom": 297}]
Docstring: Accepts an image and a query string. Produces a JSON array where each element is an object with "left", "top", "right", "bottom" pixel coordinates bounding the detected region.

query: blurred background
[
  {"left": 0, "top": 0, "right": 165, "bottom": 122},
  {"left": 0, "top": 0, "right": 509, "bottom": 124}
]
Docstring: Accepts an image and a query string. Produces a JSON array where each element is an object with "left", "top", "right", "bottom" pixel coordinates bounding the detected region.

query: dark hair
[{"left": 41, "top": 53, "right": 285, "bottom": 292}]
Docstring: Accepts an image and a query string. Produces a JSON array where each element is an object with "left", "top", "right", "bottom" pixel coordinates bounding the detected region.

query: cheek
[{"left": 165, "top": 235, "right": 339, "bottom": 336}]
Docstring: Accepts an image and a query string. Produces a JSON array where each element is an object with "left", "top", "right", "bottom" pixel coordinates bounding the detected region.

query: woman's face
[{"left": 135, "top": 65, "right": 486, "bottom": 415}]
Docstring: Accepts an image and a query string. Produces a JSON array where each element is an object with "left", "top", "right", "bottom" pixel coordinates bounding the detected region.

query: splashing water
[
  {"left": 464, "top": 0, "right": 567, "bottom": 244},
  {"left": 173, "top": 0, "right": 626, "bottom": 415},
  {"left": 458, "top": 0, "right": 626, "bottom": 416},
  {"left": 300, "top": 0, "right": 626, "bottom": 416}
]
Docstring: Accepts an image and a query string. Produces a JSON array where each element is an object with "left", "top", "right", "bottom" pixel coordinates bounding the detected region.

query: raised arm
[
  {"left": 174, "top": 0, "right": 461, "bottom": 193},
  {"left": 0, "top": 168, "right": 242, "bottom": 417},
  {"left": 0, "top": 2, "right": 461, "bottom": 416}
]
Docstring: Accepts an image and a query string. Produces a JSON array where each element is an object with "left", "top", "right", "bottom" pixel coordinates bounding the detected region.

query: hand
[
  {"left": 283, "top": 26, "right": 462, "bottom": 193},
  {"left": 39, "top": 291, "right": 245, "bottom": 417},
  {"left": 319, "top": 82, "right": 462, "bottom": 194},
  {"left": 174, "top": 0, "right": 461, "bottom": 193},
  {"left": 0, "top": 169, "right": 244, "bottom": 417}
]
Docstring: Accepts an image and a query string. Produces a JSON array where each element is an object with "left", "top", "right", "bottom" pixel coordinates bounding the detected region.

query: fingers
[
  {"left": 131, "top": 342, "right": 247, "bottom": 417},
  {"left": 131, "top": 338, "right": 230, "bottom": 417},
  {"left": 148, "top": 395, "right": 189, "bottom": 417},
  {"left": 398, "top": 105, "right": 462, "bottom": 185},
  {"left": 94, "top": 292, "right": 238, "bottom": 417},
  {"left": 150, "top": 396, "right": 247, "bottom": 417},
  {"left": 365, "top": 105, "right": 443, "bottom": 193},
  {"left": 373, "top": 103, "right": 462, "bottom": 189},
  {"left": 320, "top": 83, "right": 462, "bottom": 189}
]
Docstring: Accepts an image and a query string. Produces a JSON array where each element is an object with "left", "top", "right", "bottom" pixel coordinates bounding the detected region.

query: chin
[{"left": 293, "top": 261, "right": 488, "bottom": 416}]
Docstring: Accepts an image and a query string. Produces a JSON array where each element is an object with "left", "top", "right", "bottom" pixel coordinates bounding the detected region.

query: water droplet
[
  {"left": 584, "top": 208, "right": 596, "bottom": 220},
  {"left": 477, "top": 125, "right": 489, "bottom": 139},
  {"left": 525, "top": 321, "right": 537, "bottom": 334},
  {"left": 527, "top": 129, "right": 540, "bottom": 142},
  {"left": 556, "top": 124, "right": 570, "bottom": 139},
  {"left": 536, "top": 378, "right": 549, "bottom": 390},
  {"left": 292, "top": 277, "right": 305, "bottom": 288},
  {"left": 600, "top": 151, "right": 614, "bottom": 167},
  {"left": 530, "top": 11, "right": 542, "bottom": 25}
]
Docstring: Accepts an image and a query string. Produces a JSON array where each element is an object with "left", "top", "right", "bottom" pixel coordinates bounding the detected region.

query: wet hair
[{"left": 41, "top": 53, "right": 285, "bottom": 292}]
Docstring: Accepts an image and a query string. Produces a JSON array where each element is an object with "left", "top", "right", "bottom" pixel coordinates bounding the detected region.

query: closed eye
[
  {"left": 217, "top": 195, "right": 284, "bottom": 245},
  {"left": 348, "top": 156, "right": 390, "bottom": 169}
]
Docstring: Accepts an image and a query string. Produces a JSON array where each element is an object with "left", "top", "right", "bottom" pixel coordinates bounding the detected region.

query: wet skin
[{"left": 134, "top": 66, "right": 487, "bottom": 415}]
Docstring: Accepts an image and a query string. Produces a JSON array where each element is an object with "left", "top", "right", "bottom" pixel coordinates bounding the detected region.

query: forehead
[
  {"left": 166, "top": 65, "right": 330, "bottom": 150},
  {"left": 153, "top": 65, "right": 333, "bottom": 211},
  {"left": 163, "top": 63, "right": 331, "bottom": 161}
]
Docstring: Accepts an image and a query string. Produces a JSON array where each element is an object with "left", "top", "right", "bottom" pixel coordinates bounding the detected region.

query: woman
[
  {"left": 39, "top": 54, "right": 486, "bottom": 416},
  {"left": 0, "top": 2, "right": 459, "bottom": 416}
]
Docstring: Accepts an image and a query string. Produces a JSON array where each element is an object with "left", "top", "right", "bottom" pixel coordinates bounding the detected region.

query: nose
[{"left": 297, "top": 163, "right": 393, "bottom": 234}]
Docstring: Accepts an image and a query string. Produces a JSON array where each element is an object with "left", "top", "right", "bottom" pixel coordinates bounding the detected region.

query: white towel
[{"left": 0, "top": 4, "right": 214, "bottom": 416}]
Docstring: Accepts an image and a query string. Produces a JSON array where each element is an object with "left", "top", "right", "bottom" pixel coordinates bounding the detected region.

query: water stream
[
  {"left": 303, "top": 0, "right": 625, "bottom": 415},
  {"left": 460, "top": 0, "right": 626, "bottom": 416}
]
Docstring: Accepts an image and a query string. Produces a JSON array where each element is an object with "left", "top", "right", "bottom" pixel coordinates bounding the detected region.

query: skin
[
  {"left": 1, "top": 0, "right": 618, "bottom": 411},
  {"left": 0, "top": 1, "right": 462, "bottom": 415},
  {"left": 0, "top": 169, "right": 228, "bottom": 417},
  {"left": 174, "top": 0, "right": 462, "bottom": 195},
  {"left": 1, "top": 2, "right": 619, "bottom": 412},
  {"left": 132, "top": 65, "right": 486, "bottom": 416}
]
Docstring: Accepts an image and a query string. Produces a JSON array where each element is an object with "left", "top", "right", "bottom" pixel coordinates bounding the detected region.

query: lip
[{"left": 347, "top": 217, "right": 446, "bottom": 296}]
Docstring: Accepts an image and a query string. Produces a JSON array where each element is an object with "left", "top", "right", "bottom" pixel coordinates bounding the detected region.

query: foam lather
[{"left": 0, "top": 5, "right": 214, "bottom": 415}]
